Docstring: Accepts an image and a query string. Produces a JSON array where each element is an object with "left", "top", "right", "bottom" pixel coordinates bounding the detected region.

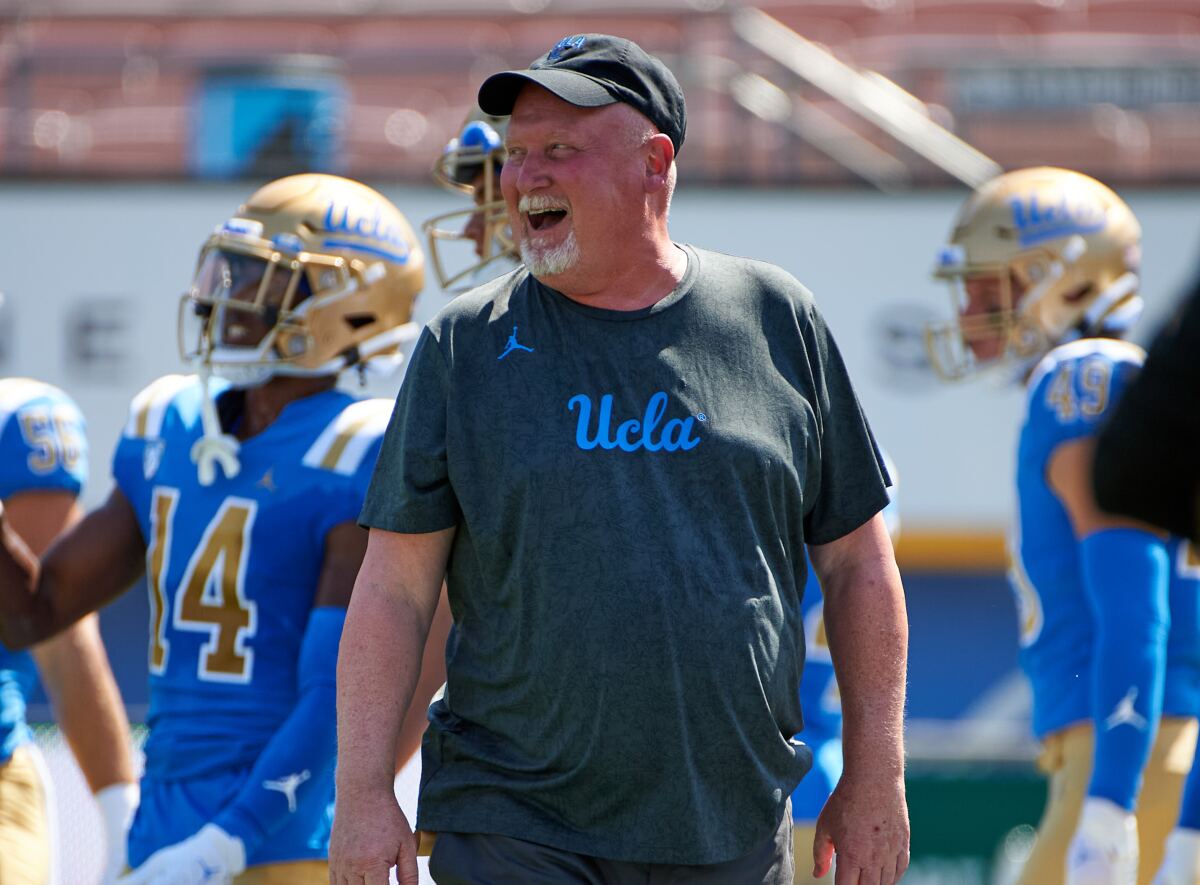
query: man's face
[
  {"left": 960, "top": 269, "right": 1026, "bottom": 361},
  {"left": 462, "top": 170, "right": 489, "bottom": 259},
  {"left": 501, "top": 86, "right": 647, "bottom": 283}
]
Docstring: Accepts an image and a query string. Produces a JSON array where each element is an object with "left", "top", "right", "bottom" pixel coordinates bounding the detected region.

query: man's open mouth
[{"left": 527, "top": 208, "right": 568, "bottom": 232}]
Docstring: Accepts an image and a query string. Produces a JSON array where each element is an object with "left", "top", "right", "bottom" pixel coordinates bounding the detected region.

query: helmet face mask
[
  {"left": 925, "top": 257, "right": 1047, "bottom": 380},
  {"left": 925, "top": 167, "right": 1142, "bottom": 382},
  {"left": 179, "top": 174, "right": 425, "bottom": 385},
  {"left": 192, "top": 248, "right": 307, "bottom": 345},
  {"left": 423, "top": 114, "right": 518, "bottom": 292}
]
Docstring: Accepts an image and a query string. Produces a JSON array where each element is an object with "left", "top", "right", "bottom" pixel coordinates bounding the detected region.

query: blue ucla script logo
[
  {"left": 1009, "top": 190, "right": 1107, "bottom": 248},
  {"left": 568, "top": 391, "right": 702, "bottom": 453},
  {"left": 322, "top": 203, "right": 411, "bottom": 263},
  {"left": 548, "top": 35, "right": 586, "bottom": 61}
]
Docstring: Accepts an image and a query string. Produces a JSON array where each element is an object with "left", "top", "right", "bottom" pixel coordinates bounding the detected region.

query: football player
[
  {"left": 792, "top": 454, "right": 900, "bottom": 885},
  {"left": 926, "top": 166, "right": 1200, "bottom": 885},
  {"left": 421, "top": 111, "right": 516, "bottom": 293},
  {"left": 0, "top": 378, "right": 138, "bottom": 885},
  {"left": 0, "top": 174, "right": 432, "bottom": 883}
]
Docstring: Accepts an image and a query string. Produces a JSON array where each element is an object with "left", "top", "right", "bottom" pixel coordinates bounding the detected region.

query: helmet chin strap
[
  {"left": 1084, "top": 272, "right": 1142, "bottom": 335},
  {"left": 190, "top": 363, "right": 241, "bottom": 486},
  {"left": 352, "top": 323, "right": 421, "bottom": 379}
]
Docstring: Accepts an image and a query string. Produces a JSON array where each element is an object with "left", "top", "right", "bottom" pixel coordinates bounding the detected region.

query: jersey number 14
[{"left": 145, "top": 487, "right": 259, "bottom": 684}]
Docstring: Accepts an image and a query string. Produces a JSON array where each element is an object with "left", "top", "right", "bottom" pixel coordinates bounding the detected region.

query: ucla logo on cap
[{"left": 548, "top": 35, "right": 586, "bottom": 62}]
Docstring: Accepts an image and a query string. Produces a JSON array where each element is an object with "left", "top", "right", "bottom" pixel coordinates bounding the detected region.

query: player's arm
[
  {"left": 1050, "top": 435, "right": 1169, "bottom": 819},
  {"left": 33, "top": 612, "right": 140, "bottom": 879},
  {"left": 7, "top": 489, "right": 137, "bottom": 790},
  {"left": 332, "top": 525, "right": 455, "bottom": 885},
  {"left": 31, "top": 615, "right": 136, "bottom": 792},
  {"left": 5, "top": 488, "right": 140, "bottom": 881},
  {"left": 0, "top": 486, "right": 146, "bottom": 650},
  {"left": 807, "top": 512, "right": 909, "bottom": 885},
  {"left": 1050, "top": 434, "right": 1169, "bottom": 881}
]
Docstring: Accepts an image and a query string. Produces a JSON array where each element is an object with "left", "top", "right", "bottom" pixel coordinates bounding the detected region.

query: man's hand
[
  {"left": 812, "top": 774, "right": 909, "bottom": 884},
  {"left": 116, "top": 823, "right": 245, "bottom": 885},
  {"left": 329, "top": 785, "right": 416, "bottom": 885},
  {"left": 1153, "top": 828, "right": 1200, "bottom": 885},
  {"left": 1068, "top": 797, "right": 1138, "bottom": 885}
]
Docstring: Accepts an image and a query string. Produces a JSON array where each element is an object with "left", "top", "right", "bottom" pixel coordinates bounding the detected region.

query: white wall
[{"left": 2, "top": 182, "right": 1197, "bottom": 531}]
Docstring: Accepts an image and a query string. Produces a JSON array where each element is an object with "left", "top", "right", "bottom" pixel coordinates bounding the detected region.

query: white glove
[
  {"left": 1068, "top": 796, "right": 1139, "bottom": 885},
  {"left": 95, "top": 781, "right": 139, "bottom": 884},
  {"left": 116, "top": 823, "right": 246, "bottom": 885},
  {"left": 1153, "top": 828, "right": 1200, "bottom": 885}
]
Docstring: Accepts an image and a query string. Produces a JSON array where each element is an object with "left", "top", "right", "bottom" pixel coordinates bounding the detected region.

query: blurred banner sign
[
  {"left": 190, "top": 55, "right": 347, "bottom": 179},
  {"left": 954, "top": 65, "right": 1200, "bottom": 111}
]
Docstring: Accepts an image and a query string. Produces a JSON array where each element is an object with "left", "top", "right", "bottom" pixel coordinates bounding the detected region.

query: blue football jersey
[
  {"left": 1010, "top": 339, "right": 1200, "bottom": 738},
  {"left": 0, "top": 378, "right": 88, "bottom": 762},
  {"left": 111, "top": 375, "right": 389, "bottom": 782}
]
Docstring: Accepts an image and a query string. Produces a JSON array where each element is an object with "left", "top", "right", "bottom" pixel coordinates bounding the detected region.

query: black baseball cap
[{"left": 477, "top": 34, "right": 686, "bottom": 157}]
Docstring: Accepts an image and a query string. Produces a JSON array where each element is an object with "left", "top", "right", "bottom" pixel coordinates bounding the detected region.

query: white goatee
[
  {"left": 521, "top": 230, "right": 580, "bottom": 277},
  {"left": 517, "top": 193, "right": 579, "bottom": 277}
]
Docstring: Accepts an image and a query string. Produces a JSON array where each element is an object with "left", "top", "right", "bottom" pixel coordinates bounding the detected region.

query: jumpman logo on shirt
[
  {"left": 1104, "top": 687, "right": 1148, "bottom": 731},
  {"left": 498, "top": 325, "right": 535, "bottom": 360},
  {"left": 263, "top": 769, "right": 311, "bottom": 813}
]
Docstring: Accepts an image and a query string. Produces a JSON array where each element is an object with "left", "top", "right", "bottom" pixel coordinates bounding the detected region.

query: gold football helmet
[
  {"left": 180, "top": 173, "right": 425, "bottom": 387},
  {"left": 925, "top": 166, "right": 1142, "bottom": 380},
  {"left": 422, "top": 111, "right": 516, "bottom": 292}
]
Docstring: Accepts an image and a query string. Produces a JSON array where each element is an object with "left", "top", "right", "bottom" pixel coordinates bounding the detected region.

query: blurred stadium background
[{"left": 2, "top": 0, "right": 1199, "bottom": 882}]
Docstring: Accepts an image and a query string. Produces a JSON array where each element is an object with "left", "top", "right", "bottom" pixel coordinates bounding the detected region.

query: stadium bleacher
[{"left": 1, "top": 2, "right": 1197, "bottom": 184}]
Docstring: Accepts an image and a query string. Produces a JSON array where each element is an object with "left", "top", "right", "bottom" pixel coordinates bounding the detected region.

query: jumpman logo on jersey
[
  {"left": 263, "top": 769, "right": 311, "bottom": 813},
  {"left": 256, "top": 468, "right": 276, "bottom": 493},
  {"left": 497, "top": 325, "right": 534, "bottom": 360},
  {"left": 1104, "top": 687, "right": 1148, "bottom": 731}
]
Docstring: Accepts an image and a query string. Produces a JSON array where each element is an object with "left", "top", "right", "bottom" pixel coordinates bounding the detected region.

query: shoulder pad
[
  {"left": 301, "top": 398, "right": 393, "bottom": 476},
  {"left": 123, "top": 375, "right": 197, "bottom": 440},
  {"left": 1027, "top": 338, "right": 1144, "bottom": 395},
  {"left": 0, "top": 378, "right": 73, "bottom": 425}
]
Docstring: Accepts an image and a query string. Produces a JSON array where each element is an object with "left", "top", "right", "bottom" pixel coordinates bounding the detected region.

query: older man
[{"left": 331, "top": 34, "right": 909, "bottom": 885}]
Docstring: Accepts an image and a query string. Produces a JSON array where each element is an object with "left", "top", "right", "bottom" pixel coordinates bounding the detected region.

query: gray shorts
[{"left": 427, "top": 806, "right": 793, "bottom": 884}]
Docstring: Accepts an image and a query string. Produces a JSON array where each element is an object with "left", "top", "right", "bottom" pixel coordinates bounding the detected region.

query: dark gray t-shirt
[{"left": 361, "top": 244, "right": 890, "bottom": 865}]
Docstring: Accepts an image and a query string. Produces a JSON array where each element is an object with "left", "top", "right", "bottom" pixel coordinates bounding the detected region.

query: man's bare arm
[
  {"left": 807, "top": 512, "right": 909, "bottom": 884},
  {"left": 331, "top": 525, "right": 455, "bottom": 885},
  {"left": 395, "top": 584, "right": 452, "bottom": 772}
]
